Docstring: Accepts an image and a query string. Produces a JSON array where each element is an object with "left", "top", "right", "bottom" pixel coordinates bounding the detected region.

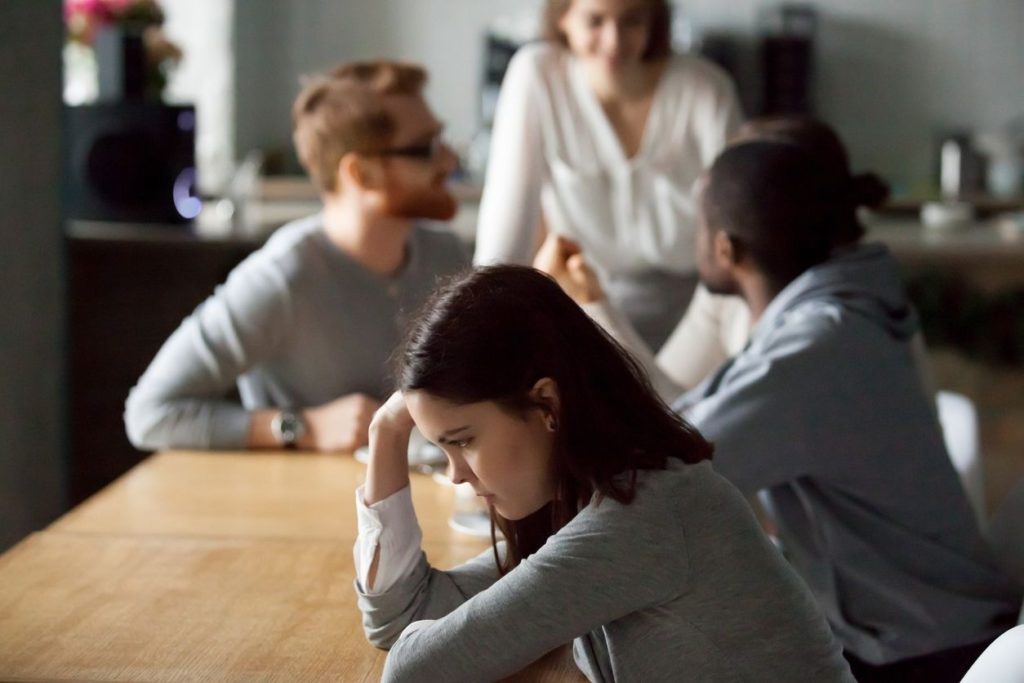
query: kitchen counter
[{"left": 865, "top": 213, "right": 1024, "bottom": 291}]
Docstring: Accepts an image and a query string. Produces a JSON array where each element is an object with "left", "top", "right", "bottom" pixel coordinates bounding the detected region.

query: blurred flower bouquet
[{"left": 64, "top": 0, "right": 182, "bottom": 102}]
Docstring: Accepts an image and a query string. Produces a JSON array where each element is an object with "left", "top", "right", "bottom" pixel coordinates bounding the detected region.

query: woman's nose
[
  {"left": 600, "top": 23, "right": 620, "bottom": 52},
  {"left": 446, "top": 455, "right": 473, "bottom": 485}
]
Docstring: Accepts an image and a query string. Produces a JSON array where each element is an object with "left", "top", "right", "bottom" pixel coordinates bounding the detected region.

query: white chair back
[
  {"left": 936, "top": 391, "right": 987, "bottom": 528},
  {"left": 960, "top": 625, "right": 1024, "bottom": 682}
]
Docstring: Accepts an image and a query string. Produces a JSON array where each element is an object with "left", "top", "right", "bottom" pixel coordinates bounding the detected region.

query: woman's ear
[{"left": 530, "top": 377, "right": 561, "bottom": 429}]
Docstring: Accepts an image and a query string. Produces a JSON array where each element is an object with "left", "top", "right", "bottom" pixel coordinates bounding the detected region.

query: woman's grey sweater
[{"left": 356, "top": 460, "right": 854, "bottom": 682}]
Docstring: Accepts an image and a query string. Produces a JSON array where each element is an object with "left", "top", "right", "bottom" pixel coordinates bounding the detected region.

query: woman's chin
[
  {"left": 495, "top": 496, "right": 552, "bottom": 521},
  {"left": 493, "top": 501, "right": 520, "bottom": 520}
]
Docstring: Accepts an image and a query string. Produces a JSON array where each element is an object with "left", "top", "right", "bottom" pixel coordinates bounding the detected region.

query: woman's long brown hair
[{"left": 397, "top": 265, "right": 713, "bottom": 573}]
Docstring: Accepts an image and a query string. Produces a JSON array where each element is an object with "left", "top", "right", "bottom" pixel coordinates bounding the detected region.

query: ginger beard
[{"left": 382, "top": 168, "right": 458, "bottom": 221}]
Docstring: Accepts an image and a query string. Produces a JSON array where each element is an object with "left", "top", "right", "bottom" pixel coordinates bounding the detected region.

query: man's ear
[
  {"left": 529, "top": 377, "right": 561, "bottom": 426},
  {"left": 713, "top": 230, "right": 742, "bottom": 268},
  {"left": 338, "top": 151, "right": 384, "bottom": 192}
]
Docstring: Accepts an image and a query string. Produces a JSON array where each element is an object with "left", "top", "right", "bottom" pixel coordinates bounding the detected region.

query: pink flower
[{"left": 64, "top": 0, "right": 167, "bottom": 44}]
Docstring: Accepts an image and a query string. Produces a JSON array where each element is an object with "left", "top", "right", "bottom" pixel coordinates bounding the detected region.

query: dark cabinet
[{"left": 67, "top": 225, "right": 258, "bottom": 503}]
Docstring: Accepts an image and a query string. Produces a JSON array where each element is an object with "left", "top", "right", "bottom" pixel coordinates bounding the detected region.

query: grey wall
[
  {"left": 234, "top": 0, "right": 1024, "bottom": 194},
  {"left": 234, "top": 0, "right": 394, "bottom": 169},
  {"left": 0, "top": 1, "right": 66, "bottom": 550},
  {"left": 683, "top": 0, "right": 1024, "bottom": 195}
]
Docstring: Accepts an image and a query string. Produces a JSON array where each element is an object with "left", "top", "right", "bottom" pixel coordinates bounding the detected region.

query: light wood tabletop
[
  {"left": 1, "top": 451, "right": 583, "bottom": 682},
  {"left": 52, "top": 451, "right": 488, "bottom": 548},
  {"left": 0, "top": 531, "right": 577, "bottom": 682}
]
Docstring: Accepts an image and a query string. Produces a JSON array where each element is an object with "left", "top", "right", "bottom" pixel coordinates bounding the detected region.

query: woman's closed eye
[{"left": 437, "top": 433, "right": 474, "bottom": 450}]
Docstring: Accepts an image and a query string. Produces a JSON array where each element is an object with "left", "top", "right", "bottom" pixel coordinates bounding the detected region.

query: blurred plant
[{"left": 64, "top": 0, "right": 181, "bottom": 100}]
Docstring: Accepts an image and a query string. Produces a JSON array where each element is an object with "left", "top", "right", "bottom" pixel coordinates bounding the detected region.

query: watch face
[
  {"left": 280, "top": 415, "right": 299, "bottom": 441},
  {"left": 273, "top": 411, "right": 306, "bottom": 446}
]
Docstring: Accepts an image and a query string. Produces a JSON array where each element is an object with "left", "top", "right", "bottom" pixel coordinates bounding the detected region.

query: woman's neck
[
  {"left": 585, "top": 58, "right": 666, "bottom": 158},
  {"left": 584, "top": 57, "right": 665, "bottom": 104}
]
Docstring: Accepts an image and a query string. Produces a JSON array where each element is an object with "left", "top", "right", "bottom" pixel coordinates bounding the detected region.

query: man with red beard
[{"left": 125, "top": 61, "right": 468, "bottom": 453}]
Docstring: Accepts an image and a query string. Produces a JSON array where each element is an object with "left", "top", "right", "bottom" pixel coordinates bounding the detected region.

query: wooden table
[
  {"left": 0, "top": 451, "right": 582, "bottom": 682},
  {"left": 51, "top": 451, "right": 483, "bottom": 547}
]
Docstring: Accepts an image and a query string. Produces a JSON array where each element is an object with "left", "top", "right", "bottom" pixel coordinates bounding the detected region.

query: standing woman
[
  {"left": 354, "top": 265, "right": 853, "bottom": 682},
  {"left": 474, "top": 0, "right": 742, "bottom": 349}
]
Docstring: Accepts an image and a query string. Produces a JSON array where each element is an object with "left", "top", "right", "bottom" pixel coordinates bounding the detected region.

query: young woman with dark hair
[
  {"left": 474, "top": 0, "right": 743, "bottom": 351},
  {"left": 353, "top": 265, "right": 853, "bottom": 682}
]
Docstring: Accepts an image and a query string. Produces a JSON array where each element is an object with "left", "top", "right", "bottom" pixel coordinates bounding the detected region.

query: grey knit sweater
[
  {"left": 356, "top": 460, "right": 854, "bottom": 682},
  {"left": 124, "top": 214, "right": 467, "bottom": 450}
]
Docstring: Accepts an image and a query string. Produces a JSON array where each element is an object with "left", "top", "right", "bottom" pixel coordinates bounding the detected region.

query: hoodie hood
[{"left": 756, "top": 242, "right": 918, "bottom": 342}]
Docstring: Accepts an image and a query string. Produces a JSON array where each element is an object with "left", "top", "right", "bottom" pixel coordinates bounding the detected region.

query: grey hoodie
[{"left": 677, "top": 243, "right": 1021, "bottom": 665}]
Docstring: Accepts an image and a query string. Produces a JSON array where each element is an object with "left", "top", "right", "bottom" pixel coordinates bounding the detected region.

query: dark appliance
[
  {"left": 760, "top": 5, "right": 817, "bottom": 115},
  {"left": 64, "top": 101, "right": 199, "bottom": 224}
]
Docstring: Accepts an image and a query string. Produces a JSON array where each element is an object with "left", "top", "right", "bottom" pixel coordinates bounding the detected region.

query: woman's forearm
[{"left": 364, "top": 423, "right": 412, "bottom": 505}]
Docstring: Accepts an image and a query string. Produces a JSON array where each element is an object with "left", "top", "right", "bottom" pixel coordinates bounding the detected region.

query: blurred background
[{"left": 1, "top": 0, "right": 1022, "bottom": 550}]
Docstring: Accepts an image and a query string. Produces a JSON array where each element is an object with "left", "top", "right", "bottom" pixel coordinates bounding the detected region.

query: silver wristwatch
[{"left": 271, "top": 410, "right": 306, "bottom": 448}]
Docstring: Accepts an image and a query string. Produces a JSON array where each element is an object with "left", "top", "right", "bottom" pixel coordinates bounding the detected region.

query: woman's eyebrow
[{"left": 436, "top": 425, "right": 470, "bottom": 444}]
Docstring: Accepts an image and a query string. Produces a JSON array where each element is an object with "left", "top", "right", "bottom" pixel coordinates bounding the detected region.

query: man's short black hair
[{"left": 703, "top": 140, "right": 846, "bottom": 288}]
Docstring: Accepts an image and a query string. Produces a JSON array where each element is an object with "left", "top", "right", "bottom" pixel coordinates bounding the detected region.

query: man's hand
[
  {"left": 532, "top": 233, "right": 605, "bottom": 304},
  {"left": 303, "top": 393, "right": 381, "bottom": 452}
]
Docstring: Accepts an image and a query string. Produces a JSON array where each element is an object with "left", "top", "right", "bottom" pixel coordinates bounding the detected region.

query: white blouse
[
  {"left": 353, "top": 485, "right": 423, "bottom": 595},
  {"left": 584, "top": 284, "right": 751, "bottom": 402},
  {"left": 474, "top": 42, "right": 741, "bottom": 276}
]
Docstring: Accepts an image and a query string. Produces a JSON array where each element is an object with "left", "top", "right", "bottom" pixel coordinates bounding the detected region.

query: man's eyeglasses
[{"left": 373, "top": 133, "right": 446, "bottom": 161}]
